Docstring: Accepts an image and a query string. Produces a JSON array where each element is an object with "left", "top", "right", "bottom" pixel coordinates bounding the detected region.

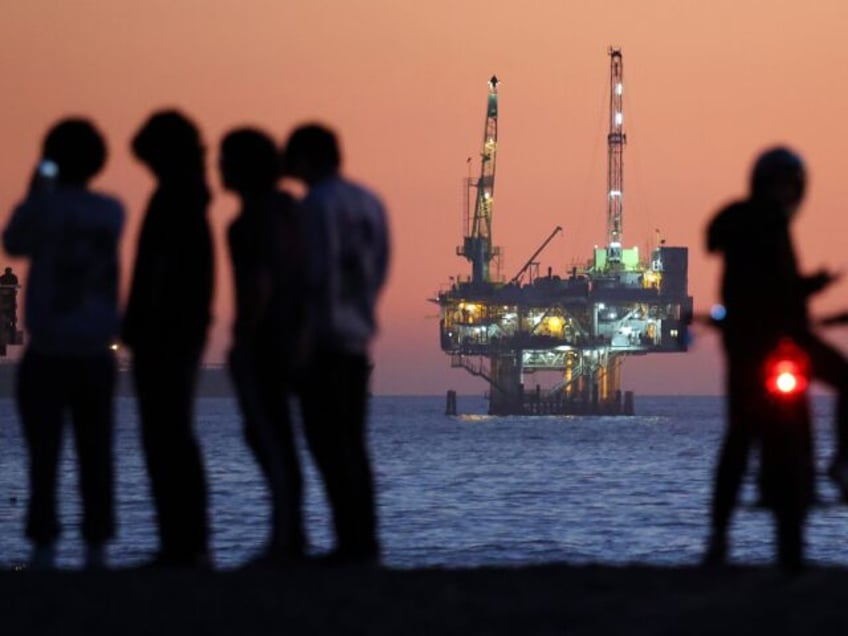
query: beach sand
[{"left": 2, "top": 563, "right": 847, "bottom": 635}]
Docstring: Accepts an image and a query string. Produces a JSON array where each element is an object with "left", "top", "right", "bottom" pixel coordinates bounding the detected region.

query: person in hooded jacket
[{"left": 703, "top": 147, "right": 848, "bottom": 565}]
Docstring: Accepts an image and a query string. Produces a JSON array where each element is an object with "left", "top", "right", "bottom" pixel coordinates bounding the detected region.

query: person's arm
[
  {"left": 302, "top": 195, "right": 330, "bottom": 294},
  {"left": 800, "top": 269, "right": 839, "bottom": 298},
  {"left": 229, "top": 219, "right": 274, "bottom": 349},
  {"left": 3, "top": 198, "right": 43, "bottom": 257},
  {"left": 375, "top": 199, "right": 390, "bottom": 291},
  {"left": 232, "top": 260, "right": 273, "bottom": 348}
]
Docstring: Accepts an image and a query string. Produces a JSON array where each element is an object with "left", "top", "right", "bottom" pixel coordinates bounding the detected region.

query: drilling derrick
[
  {"left": 607, "top": 48, "right": 625, "bottom": 264},
  {"left": 459, "top": 75, "right": 500, "bottom": 285},
  {"left": 436, "top": 55, "right": 693, "bottom": 416}
]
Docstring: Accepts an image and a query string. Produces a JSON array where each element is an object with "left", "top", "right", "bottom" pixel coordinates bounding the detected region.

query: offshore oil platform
[{"left": 436, "top": 49, "right": 693, "bottom": 415}]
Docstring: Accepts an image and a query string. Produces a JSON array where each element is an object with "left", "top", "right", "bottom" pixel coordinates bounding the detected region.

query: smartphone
[
  {"left": 38, "top": 159, "right": 59, "bottom": 179},
  {"left": 34, "top": 159, "right": 59, "bottom": 193}
]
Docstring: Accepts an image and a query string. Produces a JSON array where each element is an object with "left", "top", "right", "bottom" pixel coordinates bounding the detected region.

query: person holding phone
[{"left": 3, "top": 118, "right": 124, "bottom": 570}]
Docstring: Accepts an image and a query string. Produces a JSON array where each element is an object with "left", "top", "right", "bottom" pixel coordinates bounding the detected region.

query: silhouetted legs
[
  {"left": 705, "top": 351, "right": 767, "bottom": 565},
  {"left": 299, "top": 352, "right": 378, "bottom": 561},
  {"left": 706, "top": 375, "right": 754, "bottom": 563},
  {"left": 707, "top": 347, "right": 815, "bottom": 569},
  {"left": 230, "top": 348, "right": 304, "bottom": 559},
  {"left": 133, "top": 348, "right": 209, "bottom": 565},
  {"left": 18, "top": 350, "right": 115, "bottom": 557}
]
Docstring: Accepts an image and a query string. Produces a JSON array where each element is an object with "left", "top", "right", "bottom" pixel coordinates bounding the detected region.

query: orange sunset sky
[{"left": 2, "top": 1, "right": 848, "bottom": 396}]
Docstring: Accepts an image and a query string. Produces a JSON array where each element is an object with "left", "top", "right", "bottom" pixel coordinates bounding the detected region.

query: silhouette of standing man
[
  {"left": 282, "top": 124, "right": 390, "bottom": 564},
  {"left": 703, "top": 147, "right": 848, "bottom": 564},
  {"left": 220, "top": 128, "right": 307, "bottom": 565},
  {"left": 0, "top": 267, "right": 19, "bottom": 285},
  {"left": 4, "top": 118, "right": 124, "bottom": 569},
  {"left": 123, "top": 110, "right": 214, "bottom": 568}
]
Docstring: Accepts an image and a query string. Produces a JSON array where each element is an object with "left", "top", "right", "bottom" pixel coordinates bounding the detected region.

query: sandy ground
[{"left": 2, "top": 563, "right": 848, "bottom": 635}]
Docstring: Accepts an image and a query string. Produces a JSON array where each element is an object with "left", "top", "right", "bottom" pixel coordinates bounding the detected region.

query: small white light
[
  {"left": 615, "top": 112, "right": 623, "bottom": 125},
  {"left": 616, "top": 83, "right": 623, "bottom": 95}
]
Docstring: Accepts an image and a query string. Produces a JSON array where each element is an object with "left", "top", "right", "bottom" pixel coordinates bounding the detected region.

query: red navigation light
[{"left": 764, "top": 339, "right": 810, "bottom": 397}]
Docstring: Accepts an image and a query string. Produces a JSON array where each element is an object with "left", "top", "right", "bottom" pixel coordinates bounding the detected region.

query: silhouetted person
[
  {"left": 0, "top": 267, "right": 19, "bottom": 286},
  {"left": 122, "top": 110, "right": 213, "bottom": 568},
  {"left": 703, "top": 147, "right": 848, "bottom": 565},
  {"left": 282, "top": 123, "right": 390, "bottom": 564},
  {"left": 220, "top": 128, "right": 307, "bottom": 565},
  {"left": 3, "top": 118, "right": 124, "bottom": 570}
]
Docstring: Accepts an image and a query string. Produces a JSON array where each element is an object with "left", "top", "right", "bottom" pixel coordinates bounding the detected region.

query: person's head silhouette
[
  {"left": 42, "top": 118, "right": 107, "bottom": 186},
  {"left": 219, "top": 128, "right": 279, "bottom": 197},
  {"left": 281, "top": 123, "right": 341, "bottom": 186},
  {"left": 132, "top": 110, "right": 204, "bottom": 180},
  {"left": 750, "top": 147, "right": 806, "bottom": 217}
]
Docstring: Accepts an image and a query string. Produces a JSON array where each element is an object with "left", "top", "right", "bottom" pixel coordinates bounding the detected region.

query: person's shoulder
[
  {"left": 713, "top": 198, "right": 748, "bottom": 219},
  {"left": 90, "top": 189, "right": 124, "bottom": 210},
  {"left": 337, "top": 177, "right": 386, "bottom": 213},
  {"left": 84, "top": 190, "right": 126, "bottom": 225},
  {"left": 344, "top": 176, "right": 379, "bottom": 198},
  {"left": 270, "top": 189, "right": 301, "bottom": 213},
  {"left": 227, "top": 214, "right": 244, "bottom": 241},
  {"left": 159, "top": 176, "right": 210, "bottom": 205},
  {"left": 706, "top": 199, "right": 748, "bottom": 252}
]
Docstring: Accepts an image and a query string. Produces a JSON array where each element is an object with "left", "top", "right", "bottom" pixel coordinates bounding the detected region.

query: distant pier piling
[
  {"left": 623, "top": 391, "right": 635, "bottom": 415},
  {"left": 445, "top": 390, "right": 458, "bottom": 415}
]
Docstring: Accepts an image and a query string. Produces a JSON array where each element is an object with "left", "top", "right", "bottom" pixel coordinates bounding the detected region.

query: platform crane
[
  {"left": 606, "top": 48, "right": 626, "bottom": 265},
  {"left": 459, "top": 75, "right": 500, "bottom": 285}
]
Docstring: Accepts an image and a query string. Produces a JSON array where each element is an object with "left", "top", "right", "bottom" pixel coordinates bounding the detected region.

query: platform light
[
  {"left": 609, "top": 190, "right": 622, "bottom": 198},
  {"left": 616, "top": 82, "right": 623, "bottom": 95},
  {"left": 615, "top": 112, "right": 623, "bottom": 125}
]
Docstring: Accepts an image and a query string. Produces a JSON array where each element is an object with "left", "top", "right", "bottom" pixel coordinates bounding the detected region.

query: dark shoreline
[{"left": 3, "top": 563, "right": 848, "bottom": 635}]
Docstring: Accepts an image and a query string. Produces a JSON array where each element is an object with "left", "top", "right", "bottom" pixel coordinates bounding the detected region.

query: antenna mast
[{"left": 606, "top": 48, "right": 626, "bottom": 264}]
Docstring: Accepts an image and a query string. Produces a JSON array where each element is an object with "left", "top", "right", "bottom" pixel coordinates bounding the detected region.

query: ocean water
[{"left": 1, "top": 394, "right": 848, "bottom": 570}]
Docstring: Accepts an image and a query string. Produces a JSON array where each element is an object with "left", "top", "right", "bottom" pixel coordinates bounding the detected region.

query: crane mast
[
  {"left": 606, "top": 48, "right": 626, "bottom": 264},
  {"left": 461, "top": 75, "right": 499, "bottom": 284}
]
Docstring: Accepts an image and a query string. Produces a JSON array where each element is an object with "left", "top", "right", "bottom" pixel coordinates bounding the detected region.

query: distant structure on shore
[
  {"left": 0, "top": 267, "right": 23, "bottom": 357},
  {"left": 435, "top": 49, "right": 693, "bottom": 416}
]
